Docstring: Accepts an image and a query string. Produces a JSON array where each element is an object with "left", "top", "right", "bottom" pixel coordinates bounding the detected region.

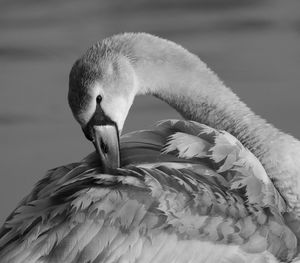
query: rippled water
[{"left": 0, "top": 0, "right": 299, "bottom": 224}]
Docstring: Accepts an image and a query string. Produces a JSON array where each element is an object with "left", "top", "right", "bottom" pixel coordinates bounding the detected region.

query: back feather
[{"left": 0, "top": 119, "right": 296, "bottom": 263}]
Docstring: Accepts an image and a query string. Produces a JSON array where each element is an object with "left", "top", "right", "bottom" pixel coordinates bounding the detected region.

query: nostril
[{"left": 100, "top": 139, "right": 109, "bottom": 154}]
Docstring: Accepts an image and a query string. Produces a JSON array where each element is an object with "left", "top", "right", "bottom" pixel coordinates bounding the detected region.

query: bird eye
[{"left": 96, "top": 95, "right": 102, "bottom": 104}]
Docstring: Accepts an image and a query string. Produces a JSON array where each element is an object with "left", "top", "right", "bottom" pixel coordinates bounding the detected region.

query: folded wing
[{"left": 0, "top": 120, "right": 296, "bottom": 263}]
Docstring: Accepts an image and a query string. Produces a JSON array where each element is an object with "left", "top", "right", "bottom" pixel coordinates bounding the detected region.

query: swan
[{"left": 0, "top": 32, "right": 300, "bottom": 262}]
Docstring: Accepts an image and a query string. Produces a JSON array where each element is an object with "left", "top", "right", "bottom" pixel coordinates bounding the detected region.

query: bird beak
[
  {"left": 92, "top": 124, "right": 120, "bottom": 171},
  {"left": 81, "top": 104, "right": 121, "bottom": 171}
]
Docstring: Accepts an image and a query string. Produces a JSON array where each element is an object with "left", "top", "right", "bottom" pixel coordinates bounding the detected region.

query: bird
[{"left": 0, "top": 32, "right": 300, "bottom": 262}]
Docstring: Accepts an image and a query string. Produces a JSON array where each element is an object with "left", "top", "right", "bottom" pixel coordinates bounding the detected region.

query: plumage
[
  {"left": 0, "top": 120, "right": 297, "bottom": 262},
  {"left": 1, "top": 32, "right": 300, "bottom": 262}
]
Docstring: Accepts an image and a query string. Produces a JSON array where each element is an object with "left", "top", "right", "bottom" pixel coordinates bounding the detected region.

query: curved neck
[
  {"left": 118, "top": 34, "right": 280, "bottom": 153},
  {"left": 114, "top": 33, "right": 300, "bottom": 213}
]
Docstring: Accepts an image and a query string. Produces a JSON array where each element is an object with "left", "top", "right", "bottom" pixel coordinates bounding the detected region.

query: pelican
[{"left": 0, "top": 32, "right": 300, "bottom": 262}]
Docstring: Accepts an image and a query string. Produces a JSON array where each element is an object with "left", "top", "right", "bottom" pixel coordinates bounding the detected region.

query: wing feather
[{"left": 0, "top": 119, "right": 296, "bottom": 262}]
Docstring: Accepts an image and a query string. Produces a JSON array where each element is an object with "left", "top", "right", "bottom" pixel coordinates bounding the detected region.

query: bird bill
[{"left": 93, "top": 125, "right": 120, "bottom": 171}]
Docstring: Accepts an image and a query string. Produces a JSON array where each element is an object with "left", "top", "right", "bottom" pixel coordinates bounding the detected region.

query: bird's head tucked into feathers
[{"left": 68, "top": 42, "right": 138, "bottom": 170}]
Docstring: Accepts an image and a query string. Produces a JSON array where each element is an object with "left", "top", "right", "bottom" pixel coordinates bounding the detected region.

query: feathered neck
[{"left": 107, "top": 33, "right": 300, "bottom": 214}]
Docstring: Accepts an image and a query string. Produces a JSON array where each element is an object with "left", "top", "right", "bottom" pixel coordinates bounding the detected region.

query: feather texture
[{"left": 0, "top": 120, "right": 296, "bottom": 262}]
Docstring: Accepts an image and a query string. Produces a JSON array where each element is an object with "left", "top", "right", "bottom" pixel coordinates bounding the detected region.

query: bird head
[{"left": 68, "top": 44, "right": 138, "bottom": 171}]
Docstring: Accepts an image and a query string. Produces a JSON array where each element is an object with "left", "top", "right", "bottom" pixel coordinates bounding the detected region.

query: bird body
[
  {"left": 69, "top": 33, "right": 300, "bottom": 215},
  {"left": 1, "top": 32, "right": 300, "bottom": 262},
  {"left": 0, "top": 120, "right": 295, "bottom": 262}
]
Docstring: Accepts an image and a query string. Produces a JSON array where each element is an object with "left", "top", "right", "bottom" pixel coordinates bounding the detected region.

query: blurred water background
[{"left": 0, "top": 0, "right": 300, "bottom": 224}]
